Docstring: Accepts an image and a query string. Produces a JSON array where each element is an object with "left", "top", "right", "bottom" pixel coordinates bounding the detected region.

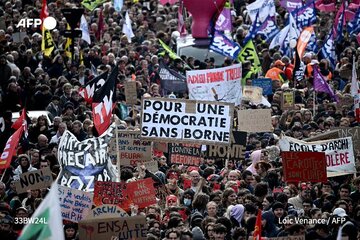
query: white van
[{"left": 12, "top": 111, "right": 53, "bottom": 126}]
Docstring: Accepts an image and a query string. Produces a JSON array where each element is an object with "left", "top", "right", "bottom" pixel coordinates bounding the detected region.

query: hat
[
  {"left": 300, "top": 182, "right": 311, "bottom": 191},
  {"left": 272, "top": 202, "right": 284, "bottom": 210},
  {"left": 64, "top": 102, "right": 74, "bottom": 110},
  {"left": 166, "top": 195, "right": 178, "bottom": 204},
  {"left": 347, "top": 111, "right": 355, "bottom": 117},
  {"left": 333, "top": 208, "right": 347, "bottom": 217},
  {"left": 274, "top": 60, "right": 285, "bottom": 66},
  {"left": 187, "top": 166, "right": 199, "bottom": 172},
  {"left": 302, "top": 124, "right": 312, "bottom": 131},
  {"left": 303, "top": 52, "right": 312, "bottom": 59},
  {"left": 190, "top": 212, "right": 204, "bottom": 225},
  {"left": 310, "top": 59, "right": 319, "bottom": 65},
  {"left": 207, "top": 174, "right": 220, "bottom": 182}
]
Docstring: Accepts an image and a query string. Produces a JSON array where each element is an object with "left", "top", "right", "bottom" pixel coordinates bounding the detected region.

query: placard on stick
[
  {"left": 242, "top": 86, "right": 263, "bottom": 103},
  {"left": 252, "top": 78, "right": 273, "bottom": 95},
  {"left": 281, "top": 152, "right": 327, "bottom": 183},
  {"left": 78, "top": 215, "right": 147, "bottom": 240},
  {"left": 169, "top": 143, "right": 202, "bottom": 166},
  {"left": 237, "top": 109, "right": 272, "bottom": 133},
  {"left": 281, "top": 91, "right": 295, "bottom": 110},
  {"left": 124, "top": 80, "right": 138, "bottom": 105},
  {"left": 15, "top": 167, "right": 53, "bottom": 194},
  {"left": 93, "top": 181, "right": 130, "bottom": 210},
  {"left": 126, "top": 178, "right": 156, "bottom": 209}
]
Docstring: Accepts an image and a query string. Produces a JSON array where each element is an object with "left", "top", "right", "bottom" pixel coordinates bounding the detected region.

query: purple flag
[
  {"left": 313, "top": 65, "right": 338, "bottom": 102},
  {"left": 215, "top": 1, "right": 232, "bottom": 32},
  {"left": 280, "top": 0, "right": 303, "bottom": 12}
]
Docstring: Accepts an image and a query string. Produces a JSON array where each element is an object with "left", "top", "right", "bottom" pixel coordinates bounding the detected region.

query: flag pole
[
  {"left": 115, "top": 123, "right": 121, "bottom": 181},
  {"left": 313, "top": 90, "right": 316, "bottom": 117}
]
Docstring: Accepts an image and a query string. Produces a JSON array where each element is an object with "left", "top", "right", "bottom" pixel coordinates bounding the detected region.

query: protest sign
[
  {"left": 141, "top": 98, "right": 233, "bottom": 144},
  {"left": 14, "top": 167, "right": 53, "bottom": 194},
  {"left": 79, "top": 215, "right": 147, "bottom": 240},
  {"left": 57, "top": 124, "right": 116, "bottom": 192},
  {"left": 280, "top": 136, "right": 356, "bottom": 177},
  {"left": 93, "top": 181, "right": 130, "bottom": 210},
  {"left": 126, "top": 178, "right": 156, "bottom": 209},
  {"left": 281, "top": 152, "right": 327, "bottom": 183},
  {"left": 58, "top": 185, "right": 93, "bottom": 223},
  {"left": 90, "top": 204, "right": 128, "bottom": 219},
  {"left": 252, "top": 78, "right": 273, "bottom": 95},
  {"left": 111, "top": 130, "right": 152, "bottom": 167},
  {"left": 337, "top": 127, "right": 360, "bottom": 158},
  {"left": 242, "top": 86, "right": 263, "bottom": 103},
  {"left": 138, "top": 161, "right": 158, "bottom": 173},
  {"left": 153, "top": 142, "right": 168, "bottom": 153},
  {"left": 207, "top": 131, "right": 247, "bottom": 161},
  {"left": 124, "top": 80, "right": 138, "bottom": 105},
  {"left": 237, "top": 109, "right": 272, "bottom": 133},
  {"left": 169, "top": 143, "right": 202, "bottom": 166},
  {"left": 186, "top": 64, "right": 242, "bottom": 105},
  {"left": 282, "top": 91, "right": 295, "bottom": 110}
]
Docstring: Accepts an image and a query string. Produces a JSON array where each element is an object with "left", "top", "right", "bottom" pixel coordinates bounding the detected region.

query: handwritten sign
[
  {"left": 79, "top": 216, "right": 147, "bottom": 240},
  {"left": 15, "top": 167, "right": 53, "bottom": 194},
  {"left": 90, "top": 204, "right": 128, "bottom": 219},
  {"left": 138, "top": 161, "right": 158, "bottom": 173},
  {"left": 252, "top": 78, "right": 273, "bottom": 95},
  {"left": 93, "top": 181, "right": 130, "bottom": 210},
  {"left": 126, "top": 178, "right": 156, "bottom": 209},
  {"left": 282, "top": 91, "right": 295, "bottom": 110},
  {"left": 281, "top": 152, "right": 327, "bottom": 182},
  {"left": 58, "top": 185, "right": 93, "bottom": 223},
  {"left": 242, "top": 86, "right": 263, "bottom": 103},
  {"left": 124, "top": 80, "right": 138, "bottom": 105},
  {"left": 169, "top": 143, "right": 202, "bottom": 166},
  {"left": 238, "top": 109, "right": 272, "bottom": 133}
]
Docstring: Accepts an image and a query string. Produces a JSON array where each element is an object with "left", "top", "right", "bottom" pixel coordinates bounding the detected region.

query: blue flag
[
  {"left": 347, "top": 8, "right": 360, "bottom": 35},
  {"left": 320, "top": 30, "right": 336, "bottom": 69},
  {"left": 306, "top": 30, "right": 319, "bottom": 53},
  {"left": 257, "top": 16, "right": 280, "bottom": 43},
  {"left": 210, "top": 30, "right": 241, "bottom": 60},
  {"left": 242, "top": 11, "right": 261, "bottom": 45},
  {"left": 293, "top": 1, "right": 317, "bottom": 29}
]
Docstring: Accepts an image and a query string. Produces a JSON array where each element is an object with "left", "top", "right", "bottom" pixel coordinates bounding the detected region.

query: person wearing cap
[
  {"left": 288, "top": 183, "right": 312, "bottom": 210},
  {"left": 332, "top": 207, "right": 358, "bottom": 240},
  {"left": 265, "top": 60, "right": 288, "bottom": 83},
  {"left": 0, "top": 214, "right": 18, "bottom": 240}
]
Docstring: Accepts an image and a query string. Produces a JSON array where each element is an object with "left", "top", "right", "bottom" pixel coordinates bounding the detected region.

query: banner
[
  {"left": 206, "top": 131, "right": 247, "bottom": 161},
  {"left": 109, "top": 130, "right": 152, "bottom": 166},
  {"left": 186, "top": 63, "right": 242, "bottom": 105},
  {"left": 90, "top": 204, "right": 128, "bottom": 219},
  {"left": 252, "top": 78, "right": 273, "bottom": 95},
  {"left": 15, "top": 167, "right": 53, "bottom": 194},
  {"left": 58, "top": 185, "right": 93, "bottom": 222},
  {"left": 281, "top": 152, "right": 327, "bottom": 183},
  {"left": 78, "top": 216, "right": 147, "bottom": 240},
  {"left": 93, "top": 181, "right": 130, "bottom": 210},
  {"left": 126, "top": 178, "right": 156, "bottom": 209},
  {"left": 238, "top": 109, "right": 272, "bottom": 133},
  {"left": 57, "top": 124, "right": 116, "bottom": 192},
  {"left": 279, "top": 136, "right": 356, "bottom": 177},
  {"left": 169, "top": 143, "right": 202, "bottom": 166},
  {"left": 141, "top": 98, "right": 233, "bottom": 144},
  {"left": 159, "top": 61, "right": 187, "bottom": 94},
  {"left": 242, "top": 86, "right": 263, "bottom": 103},
  {"left": 124, "top": 81, "right": 137, "bottom": 105},
  {"left": 210, "top": 30, "right": 241, "bottom": 59}
]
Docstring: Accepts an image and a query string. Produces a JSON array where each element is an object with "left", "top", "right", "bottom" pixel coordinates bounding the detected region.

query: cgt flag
[
  {"left": 253, "top": 209, "right": 262, "bottom": 240},
  {"left": 0, "top": 123, "right": 25, "bottom": 169},
  {"left": 79, "top": 70, "right": 108, "bottom": 104},
  {"left": 238, "top": 40, "right": 261, "bottom": 74},
  {"left": 92, "top": 66, "right": 118, "bottom": 136}
]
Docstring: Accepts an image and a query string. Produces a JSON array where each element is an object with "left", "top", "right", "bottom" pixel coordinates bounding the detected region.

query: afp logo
[{"left": 16, "top": 16, "right": 57, "bottom": 29}]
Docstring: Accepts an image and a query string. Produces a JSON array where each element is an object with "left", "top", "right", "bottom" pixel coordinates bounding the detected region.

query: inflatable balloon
[{"left": 183, "top": 0, "right": 227, "bottom": 38}]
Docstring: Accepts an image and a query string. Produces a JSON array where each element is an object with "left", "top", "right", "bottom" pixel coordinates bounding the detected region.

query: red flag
[
  {"left": 79, "top": 71, "right": 108, "bottom": 104},
  {"left": 11, "top": 109, "right": 26, "bottom": 130},
  {"left": 0, "top": 125, "right": 25, "bottom": 169},
  {"left": 92, "top": 66, "right": 118, "bottom": 135},
  {"left": 40, "top": 0, "right": 48, "bottom": 30},
  {"left": 96, "top": 9, "right": 104, "bottom": 41},
  {"left": 253, "top": 209, "right": 262, "bottom": 240},
  {"left": 315, "top": 0, "right": 336, "bottom": 12}
]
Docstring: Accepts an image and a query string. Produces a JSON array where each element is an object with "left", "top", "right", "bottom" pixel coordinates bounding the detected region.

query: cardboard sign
[
  {"left": 169, "top": 143, "right": 202, "bottom": 166},
  {"left": 138, "top": 161, "right": 158, "bottom": 173},
  {"left": 238, "top": 109, "right": 272, "bottom": 133},
  {"left": 280, "top": 136, "right": 356, "bottom": 177},
  {"left": 281, "top": 152, "right": 327, "bottom": 183},
  {"left": 57, "top": 124, "right": 116, "bottom": 192},
  {"left": 58, "top": 185, "right": 93, "bottom": 223},
  {"left": 252, "top": 78, "right": 273, "bottom": 95},
  {"left": 126, "top": 178, "right": 156, "bottom": 209},
  {"left": 109, "top": 129, "right": 152, "bottom": 167},
  {"left": 79, "top": 216, "right": 147, "bottom": 240},
  {"left": 141, "top": 98, "right": 233, "bottom": 144},
  {"left": 282, "top": 91, "right": 295, "bottom": 110},
  {"left": 186, "top": 63, "right": 242, "bottom": 105},
  {"left": 90, "top": 204, "right": 128, "bottom": 219},
  {"left": 207, "top": 131, "right": 247, "bottom": 161},
  {"left": 93, "top": 181, "right": 130, "bottom": 210},
  {"left": 15, "top": 167, "right": 53, "bottom": 194},
  {"left": 242, "top": 86, "right": 263, "bottom": 103},
  {"left": 124, "top": 80, "right": 138, "bottom": 105}
]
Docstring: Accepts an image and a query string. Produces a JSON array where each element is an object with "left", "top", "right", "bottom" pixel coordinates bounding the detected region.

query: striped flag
[{"left": 351, "top": 58, "right": 360, "bottom": 123}]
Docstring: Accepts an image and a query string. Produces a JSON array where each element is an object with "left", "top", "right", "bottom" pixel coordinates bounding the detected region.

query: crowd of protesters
[{"left": 0, "top": 0, "right": 359, "bottom": 239}]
